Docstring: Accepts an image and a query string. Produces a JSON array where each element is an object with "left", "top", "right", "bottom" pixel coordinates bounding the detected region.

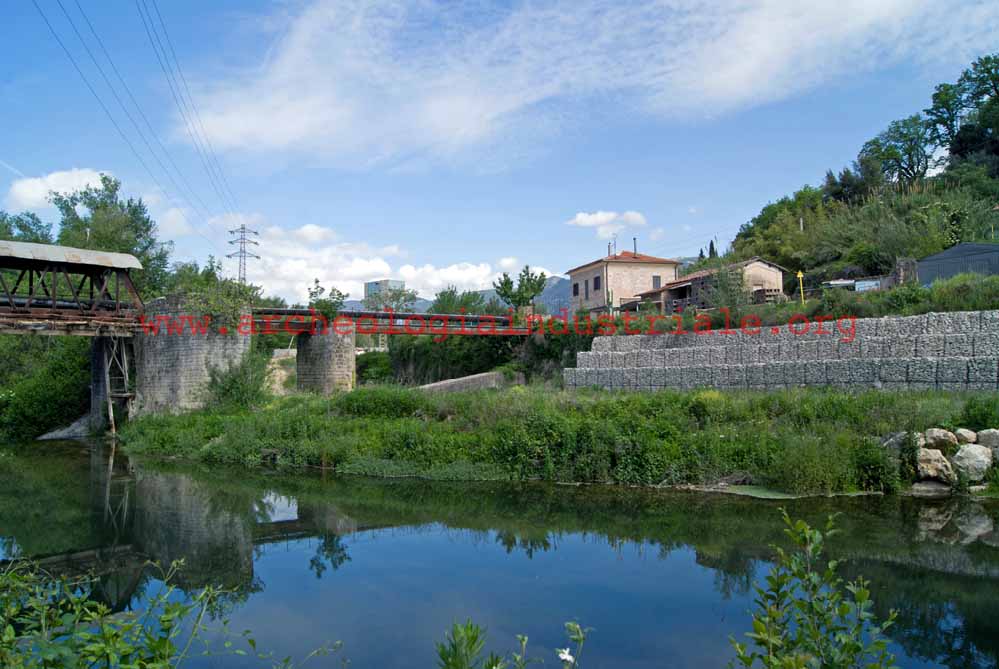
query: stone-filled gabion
[{"left": 561, "top": 310, "right": 999, "bottom": 392}]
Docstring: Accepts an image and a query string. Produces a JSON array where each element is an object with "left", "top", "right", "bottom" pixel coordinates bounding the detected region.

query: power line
[
  {"left": 147, "top": 0, "right": 242, "bottom": 215},
  {"left": 70, "top": 0, "right": 216, "bottom": 222},
  {"left": 31, "top": 0, "right": 229, "bottom": 264},
  {"left": 31, "top": 1, "right": 170, "bottom": 216},
  {"left": 52, "top": 0, "right": 215, "bottom": 231},
  {"left": 227, "top": 224, "right": 259, "bottom": 284},
  {"left": 134, "top": 0, "right": 237, "bottom": 220}
]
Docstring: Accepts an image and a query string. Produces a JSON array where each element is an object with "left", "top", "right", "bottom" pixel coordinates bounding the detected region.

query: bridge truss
[{"left": 0, "top": 241, "right": 143, "bottom": 337}]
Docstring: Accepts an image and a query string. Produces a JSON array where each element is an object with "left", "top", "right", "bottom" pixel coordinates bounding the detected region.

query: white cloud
[
  {"left": 498, "top": 256, "right": 519, "bottom": 270},
  {"left": 183, "top": 0, "right": 999, "bottom": 166},
  {"left": 687, "top": 206, "right": 699, "bottom": 215},
  {"left": 159, "top": 207, "right": 193, "bottom": 237},
  {"left": 649, "top": 227, "right": 665, "bottom": 242},
  {"left": 682, "top": 224, "right": 693, "bottom": 233},
  {"left": 5, "top": 168, "right": 105, "bottom": 210},
  {"left": 565, "top": 210, "right": 647, "bottom": 239},
  {"left": 210, "top": 216, "right": 529, "bottom": 302}
]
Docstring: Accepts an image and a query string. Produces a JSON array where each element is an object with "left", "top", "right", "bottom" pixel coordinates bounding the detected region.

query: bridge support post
[
  {"left": 296, "top": 329, "right": 355, "bottom": 394},
  {"left": 89, "top": 337, "right": 110, "bottom": 431},
  {"left": 130, "top": 297, "right": 251, "bottom": 415}
]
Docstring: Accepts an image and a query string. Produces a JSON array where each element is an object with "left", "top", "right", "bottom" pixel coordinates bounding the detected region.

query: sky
[{"left": 3, "top": 0, "right": 999, "bottom": 302}]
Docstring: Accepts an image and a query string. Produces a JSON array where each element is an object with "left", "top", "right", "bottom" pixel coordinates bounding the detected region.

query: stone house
[
  {"left": 632, "top": 257, "right": 786, "bottom": 313},
  {"left": 566, "top": 250, "right": 681, "bottom": 313}
]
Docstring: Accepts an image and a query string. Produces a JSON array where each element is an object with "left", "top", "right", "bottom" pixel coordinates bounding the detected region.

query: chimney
[
  {"left": 607, "top": 242, "right": 612, "bottom": 257},
  {"left": 633, "top": 237, "right": 637, "bottom": 255}
]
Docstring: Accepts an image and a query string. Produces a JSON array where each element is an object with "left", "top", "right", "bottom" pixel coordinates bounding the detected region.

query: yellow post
[{"left": 796, "top": 270, "right": 805, "bottom": 306}]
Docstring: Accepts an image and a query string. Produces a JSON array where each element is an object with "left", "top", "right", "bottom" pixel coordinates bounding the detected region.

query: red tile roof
[{"left": 565, "top": 250, "right": 680, "bottom": 275}]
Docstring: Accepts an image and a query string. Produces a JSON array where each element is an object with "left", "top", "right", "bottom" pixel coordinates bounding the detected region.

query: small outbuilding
[{"left": 917, "top": 243, "right": 999, "bottom": 285}]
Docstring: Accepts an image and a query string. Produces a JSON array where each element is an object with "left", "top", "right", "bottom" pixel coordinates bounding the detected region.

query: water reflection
[{"left": 1, "top": 441, "right": 998, "bottom": 668}]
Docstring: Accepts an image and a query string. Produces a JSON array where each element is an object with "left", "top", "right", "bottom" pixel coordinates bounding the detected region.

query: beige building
[
  {"left": 566, "top": 251, "right": 681, "bottom": 313},
  {"left": 633, "top": 257, "right": 786, "bottom": 313}
]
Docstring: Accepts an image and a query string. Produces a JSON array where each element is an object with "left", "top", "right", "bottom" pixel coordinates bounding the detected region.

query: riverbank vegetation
[{"left": 121, "top": 385, "right": 980, "bottom": 495}]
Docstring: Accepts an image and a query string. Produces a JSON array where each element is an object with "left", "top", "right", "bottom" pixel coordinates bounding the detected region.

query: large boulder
[
  {"left": 917, "top": 448, "right": 957, "bottom": 485},
  {"left": 952, "top": 444, "right": 994, "bottom": 483},
  {"left": 955, "top": 428, "right": 977, "bottom": 444},
  {"left": 880, "top": 432, "right": 909, "bottom": 468},
  {"left": 978, "top": 428, "right": 999, "bottom": 449},
  {"left": 924, "top": 428, "right": 958, "bottom": 450}
]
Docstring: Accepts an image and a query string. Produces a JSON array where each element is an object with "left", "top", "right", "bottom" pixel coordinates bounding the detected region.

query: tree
[
  {"left": 51, "top": 174, "right": 172, "bottom": 295},
  {"left": 697, "top": 248, "right": 705, "bottom": 261},
  {"left": 308, "top": 279, "right": 347, "bottom": 320},
  {"left": 924, "top": 82, "right": 966, "bottom": 149},
  {"left": 0, "top": 212, "right": 53, "bottom": 243},
  {"left": 860, "top": 115, "right": 932, "bottom": 185},
  {"left": 492, "top": 265, "right": 547, "bottom": 309},
  {"left": 430, "top": 286, "right": 487, "bottom": 314},
  {"left": 362, "top": 285, "right": 418, "bottom": 312},
  {"left": 958, "top": 53, "right": 999, "bottom": 104},
  {"left": 708, "top": 239, "right": 718, "bottom": 259},
  {"left": 948, "top": 96, "right": 999, "bottom": 175}
]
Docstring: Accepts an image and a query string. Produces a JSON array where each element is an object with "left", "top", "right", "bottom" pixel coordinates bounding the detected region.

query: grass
[{"left": 119, "top": 385, "right": 990, "bottom": 495}]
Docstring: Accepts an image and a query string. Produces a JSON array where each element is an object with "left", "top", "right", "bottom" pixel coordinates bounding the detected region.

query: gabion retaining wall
[{"left": 563, "top": 311, "right": 999, "bottom": 391}]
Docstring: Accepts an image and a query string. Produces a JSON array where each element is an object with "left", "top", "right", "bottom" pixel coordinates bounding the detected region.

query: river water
[{"left": 1, "top": 440, "right": 998, "bottom": 668}]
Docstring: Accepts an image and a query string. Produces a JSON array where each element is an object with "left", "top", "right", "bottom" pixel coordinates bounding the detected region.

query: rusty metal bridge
[{"left": 0, "top": 240, "right": 144, "bottom": 337}]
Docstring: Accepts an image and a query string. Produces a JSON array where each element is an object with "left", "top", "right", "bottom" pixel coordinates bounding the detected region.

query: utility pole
[{"left": 227, "top": 224, "right": 259, "bottom": 284}]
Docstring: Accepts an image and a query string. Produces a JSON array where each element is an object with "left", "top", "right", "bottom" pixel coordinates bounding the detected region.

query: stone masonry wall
[
  {"left": 563, "top": 310, "right": 999, "bottom": 392},
  {"left": 297, "top": 329, "right": 356, "bottom": 394},
  {"left": 132, "top": 297, "right": 251, "bottom": 415}
]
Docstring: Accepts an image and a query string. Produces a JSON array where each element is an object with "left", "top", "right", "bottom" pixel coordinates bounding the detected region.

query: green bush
[
  {"left": 731, "top": 512, "right": 897, "bottom": 668},
  {"left": 203, "top": 351, "right": 272, "bottom": 410},
  {"left": 958, "top": 394, "right": 999, "bottom": 431},
  {"left": 333, "top": 386, "right": 430, "bottom": 418},
  {"left": 357, "top": 351, "right": 393, "bottom": 385},
  {"left": 0, "top": 337, "right": 91, "bottom": 441}
]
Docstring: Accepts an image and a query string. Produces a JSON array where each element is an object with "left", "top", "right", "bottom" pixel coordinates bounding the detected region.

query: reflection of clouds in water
[
  {"left": 0, "top": 537, "right": 20, "bottom": 560},
  {"left": 257, "top": 493, "right": 299, "bottom": 523}
]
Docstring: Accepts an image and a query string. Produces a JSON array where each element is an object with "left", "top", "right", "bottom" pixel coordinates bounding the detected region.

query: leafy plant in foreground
[
  {"left": 730, "top": 511, "right": 898, "bottom": 669},
  {"left": 435, "top": 620, "right": 587, "bottom": 669},
  {"left": 0, "top": 560, "right": 340, "bottom": 668}
]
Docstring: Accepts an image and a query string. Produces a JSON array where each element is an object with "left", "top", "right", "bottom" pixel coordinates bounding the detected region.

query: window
[
  {"left": 593, "top": 275, "right": 601, "bottom": 290},
  {"left": 573, "top": 282, "right": 579, "bottom": 297},
  {"left": 584, "top": 279, "right": 589, "bottom": 300},
  {"left": 652, "top": 275, "right": 661, "bottom": 289}
]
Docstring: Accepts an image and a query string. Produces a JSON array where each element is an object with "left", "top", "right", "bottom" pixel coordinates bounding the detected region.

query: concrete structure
[
  {"left": 417, "top": 370, "right": 524, "bottom": 393},
  {"left": 566, "top": 251, "right": 680, "bottom": 313},
  {"left": 634, "top": 257, "right": 785, "bottom": 314},
  {"left": 129, "top": 297, "right": 252, "bottom": 416},
  {"left": 296, "top": 329, "right": 356, "bottom": 394},
  {"left": 564, "top": 310, "right": 999, "bottom": 392},
  {"left": 364, "top": 279, "right": 405, "bottom": 299}
]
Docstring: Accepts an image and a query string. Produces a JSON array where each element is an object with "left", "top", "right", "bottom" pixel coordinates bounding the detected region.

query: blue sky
[{"left": 3, "top": 1, "right": 998, "bottom": 301}]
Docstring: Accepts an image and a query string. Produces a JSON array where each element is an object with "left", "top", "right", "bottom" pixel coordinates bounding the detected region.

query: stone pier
[
  {"left": 296, "top": 329, "right": 355, "bottom": 394},
  {"left": 130, "top": 297, "right": 251, "bottom": 415}
]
